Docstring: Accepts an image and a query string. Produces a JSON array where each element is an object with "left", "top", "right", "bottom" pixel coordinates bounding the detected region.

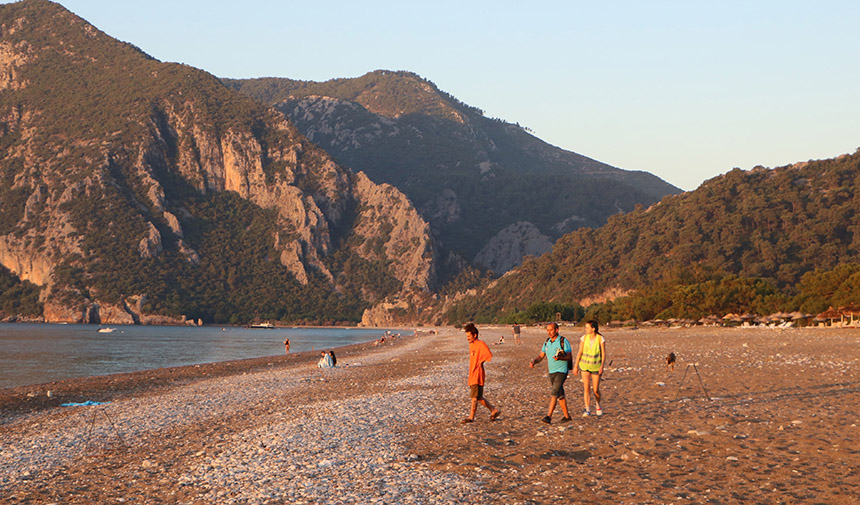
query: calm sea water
[{"left": 0, "top": 323, "right": 398, "bottom": 389}]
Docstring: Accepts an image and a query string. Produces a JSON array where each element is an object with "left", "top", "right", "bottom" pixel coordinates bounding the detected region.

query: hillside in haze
[
  {"left": 0, "top": 0, "right": 436, "bottom": 325},
  {"left": 443, "top": 150, "right": 860, "bottom": 323},
  {"left": 224, "top": 72, "right": 682, "bottom": 275}
]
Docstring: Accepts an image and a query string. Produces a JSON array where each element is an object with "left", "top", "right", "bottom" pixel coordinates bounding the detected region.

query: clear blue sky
[{"left": 20, "top": 0, "right": 860, "bottom": 190}]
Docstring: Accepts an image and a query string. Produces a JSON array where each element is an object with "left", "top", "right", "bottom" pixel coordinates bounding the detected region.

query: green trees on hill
[
  {"left": 54, "top": 184, "right": 369, "bottom": 325},
  {"left": 0, "top": 266, "right": 42, "bottom": 318},
  {"left": 224, "top": 70, "right": 478, "bottom": 121},
  {"left": 445, "top": 151, "right": 860, "bottom": 323}
]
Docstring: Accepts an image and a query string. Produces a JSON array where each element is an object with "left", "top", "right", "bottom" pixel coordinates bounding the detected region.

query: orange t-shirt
[{"left": 469, "top": 339, "right": 493, "bottom": 386}]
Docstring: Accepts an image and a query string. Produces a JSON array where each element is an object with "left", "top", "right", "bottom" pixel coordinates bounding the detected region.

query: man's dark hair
[{"left": 463, "top": 322, "right": 478, "bottom": 336}]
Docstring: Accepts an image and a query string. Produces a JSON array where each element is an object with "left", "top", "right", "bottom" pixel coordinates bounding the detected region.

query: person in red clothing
[{"left": 462, "top": 323, "right": 501, "bottom": 423}]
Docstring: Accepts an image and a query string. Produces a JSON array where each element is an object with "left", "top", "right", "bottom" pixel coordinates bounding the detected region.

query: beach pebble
[{"left": 0, "top": 337, "right": 491, "bottom": 504}]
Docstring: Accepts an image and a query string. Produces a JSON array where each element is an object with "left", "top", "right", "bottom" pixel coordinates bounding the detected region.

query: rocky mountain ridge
[
  {"left": 225, "top": 72, "right": 682, "bottom": 275},
  {"left": 0, "top": 0, "right": 434, "bottom": 324}
]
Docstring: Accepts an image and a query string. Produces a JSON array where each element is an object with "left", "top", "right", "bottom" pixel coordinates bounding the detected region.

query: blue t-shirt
[{"left": 541, "top": 335, "right": 572, "bottom": 374}]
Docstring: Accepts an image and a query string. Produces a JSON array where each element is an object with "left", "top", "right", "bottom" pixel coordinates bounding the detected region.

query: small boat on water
[
  {"left": 249, "top": 322, "right": 275, "bottom": 329},
  {"left": 97, "top": 327, "right": 116, "bottom": 333}
]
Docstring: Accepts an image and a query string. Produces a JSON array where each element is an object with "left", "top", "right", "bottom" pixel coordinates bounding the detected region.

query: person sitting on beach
[
  {"left": 493, "top": 335, "right": 505, "bottom": 345},
  {"left": 328, "top": 350, "right": 337, "bottom": 367},
  {"left": 317, "top": 351, "right": 334, "bottom": 368}
]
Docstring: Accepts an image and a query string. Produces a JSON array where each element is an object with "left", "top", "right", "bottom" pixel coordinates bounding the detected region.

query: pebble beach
[{"left": 1, "top": 325, "right": 859, "bottom": 504}]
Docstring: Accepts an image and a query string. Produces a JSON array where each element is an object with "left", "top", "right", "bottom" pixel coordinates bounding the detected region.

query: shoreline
[
  {"left": 0, "top": 323, "right": 418, "bottom": 393},
  {"left": 2, "top": 326, "right": 858, "bottom": 504},
  {"left": 0, "top": 330, "right": 417, "bottom": 423}
]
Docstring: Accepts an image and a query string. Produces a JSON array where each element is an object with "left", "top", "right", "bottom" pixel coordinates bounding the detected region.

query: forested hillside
[{"left": 444, "top": 151, "right": 860, "bottom": 323}]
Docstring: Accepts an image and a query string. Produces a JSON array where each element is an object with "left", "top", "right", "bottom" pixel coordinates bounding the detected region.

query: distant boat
[
  {"left": 97, "top": 327, "right": 115, "bottom": 333},
  {"left": 249, "top": 322, "right": 275, "bottom": 329}
]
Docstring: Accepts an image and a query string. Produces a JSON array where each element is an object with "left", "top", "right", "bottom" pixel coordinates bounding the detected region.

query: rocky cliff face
[
  {"left": 227, "top": 72, "right": 682, "bottom": 280},
  {"left": 0, "top": 1, "right": 436, "bottom": 324},
  {"left": 473, "top": 221, "right": 554, "bottom": 274}
]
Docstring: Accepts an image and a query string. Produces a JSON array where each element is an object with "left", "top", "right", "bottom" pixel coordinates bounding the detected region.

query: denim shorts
[{"left": 549, "top": 372, "right": 567, "bottom": 398}]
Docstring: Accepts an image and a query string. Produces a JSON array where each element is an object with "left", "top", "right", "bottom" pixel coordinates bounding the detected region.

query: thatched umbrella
[
  {"left": 814, "top": 307, "right": 841, "bottom": 325},
  {"left": 838, "top": 305, "right": 860, "bottom": 325}
]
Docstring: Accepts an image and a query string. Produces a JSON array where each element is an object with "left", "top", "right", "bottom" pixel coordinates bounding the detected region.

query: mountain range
[
  {"left": 0, "top": 0, "right": 435, "bottom": 325},
  {"left": 5, "top": 1, "right": 851, "bottom": 328},
  {"left": 224, "top": 72, "right": 680, "bottom": 274},
  {"left": 0, "top": 1, "right": 681, "bottom": 325}
]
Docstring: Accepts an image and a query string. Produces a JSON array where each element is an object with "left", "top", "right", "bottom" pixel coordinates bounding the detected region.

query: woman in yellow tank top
[{"left": 573, "top": 320, "right": 607, "bottom": 416}]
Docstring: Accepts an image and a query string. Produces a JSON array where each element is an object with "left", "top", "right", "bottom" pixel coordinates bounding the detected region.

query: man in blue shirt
[{"left": 529, "top": 322, "right": 572, "bottom": 424}]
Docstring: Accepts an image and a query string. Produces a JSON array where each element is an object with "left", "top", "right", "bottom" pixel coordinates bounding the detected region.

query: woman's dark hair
[{"left": 586, "top": 320, "right": 602, "bottom": 335}]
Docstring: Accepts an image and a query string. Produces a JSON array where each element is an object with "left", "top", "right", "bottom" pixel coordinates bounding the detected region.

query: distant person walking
[
  {"left": 462, "top": 323, "right": 501, "bottom": 423},
  {"left": 284, "top": 339, "right": 290, "bottom": 354},
  {"left": 513, "top": 323, "right": 522, "bottom": 345},
  {"left": 573, "top": 320, "right": 607, "bottom": 416},
  {"left": 529, "top": 322, "right": 572, "bottom": 423}
]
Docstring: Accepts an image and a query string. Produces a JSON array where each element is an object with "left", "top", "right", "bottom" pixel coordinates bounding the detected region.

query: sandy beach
[{"left": 1, "top": 325, "right": 858, "bottom": 504}]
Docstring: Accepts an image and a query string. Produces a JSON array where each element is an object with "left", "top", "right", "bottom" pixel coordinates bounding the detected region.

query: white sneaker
[
  {"left": 595, "top": 405, "right": 603, "bottom": 416},
  {"left": 581, "top": 409, "right": 590, "bottom": 417}
]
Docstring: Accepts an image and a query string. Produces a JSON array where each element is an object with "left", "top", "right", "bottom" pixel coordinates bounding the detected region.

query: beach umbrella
[
  {"left": 837, "top": 305, "right": 860, "bottom": 324},
  {"left": 838, "top": 305, "right": 860, "bottom": 320},
  {"left": 814, "top": 307, "right": 841, "bottom": 322}
]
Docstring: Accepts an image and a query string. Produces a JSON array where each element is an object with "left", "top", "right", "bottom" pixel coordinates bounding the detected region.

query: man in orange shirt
[{"left": 462, "top": 323, "right": 501, "bottom": 423}]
